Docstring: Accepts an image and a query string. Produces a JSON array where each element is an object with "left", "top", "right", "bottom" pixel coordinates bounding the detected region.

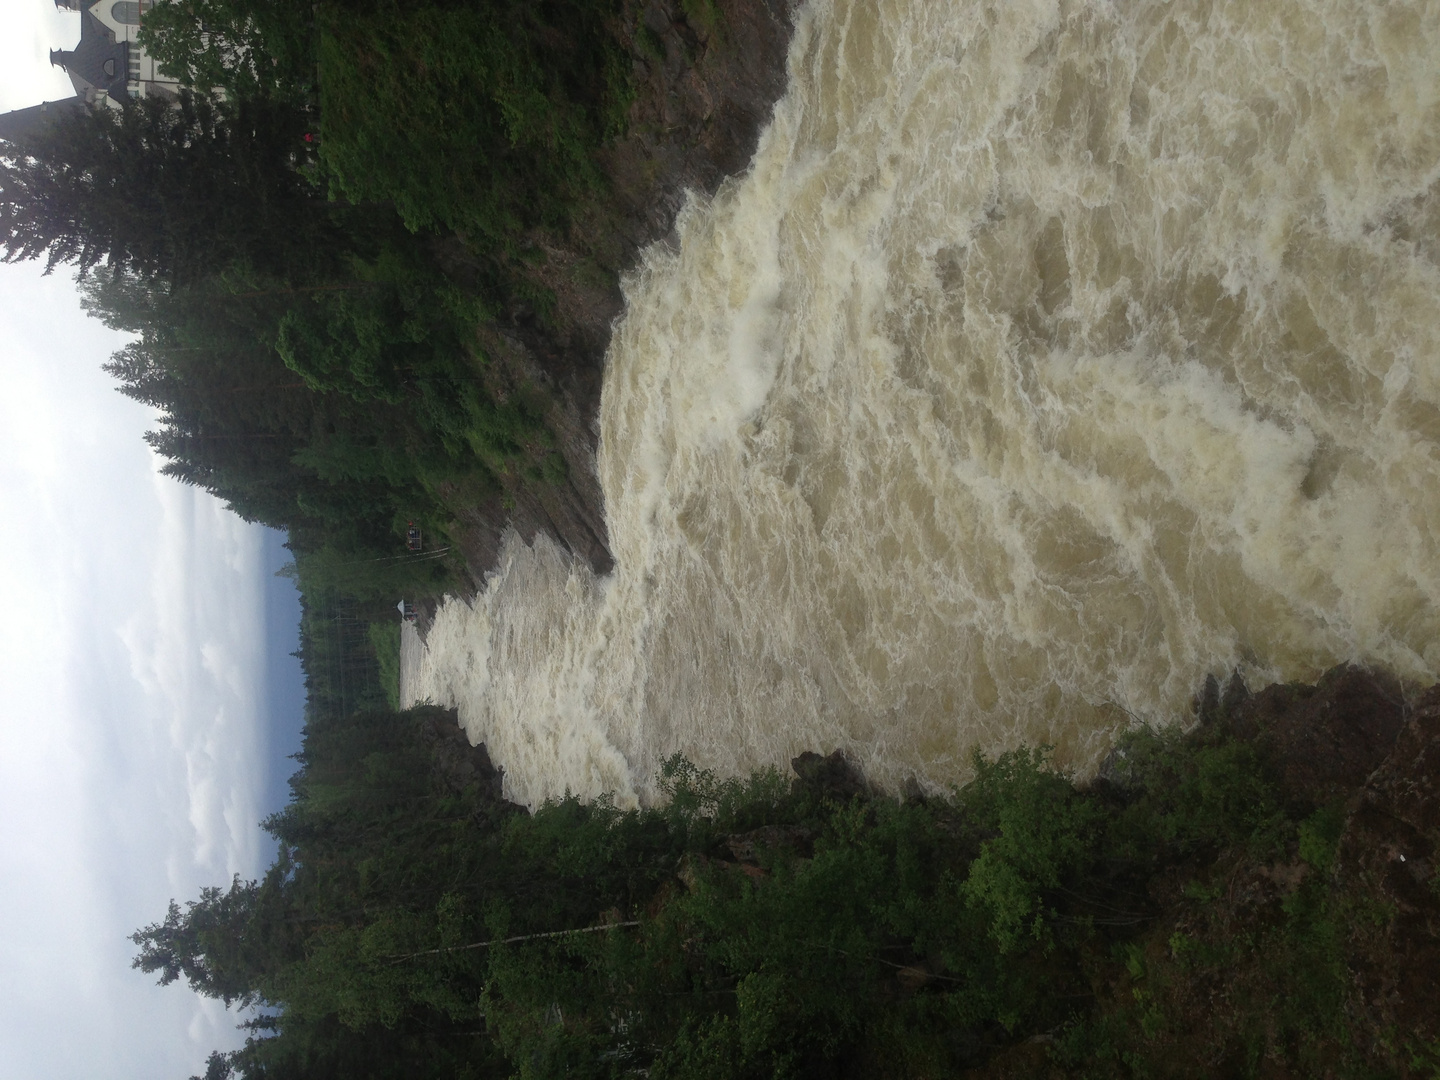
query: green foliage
[
  {"left": 1100, "top": 722, "right": 1288, "bottom": 866},
  {"left": 1409, "top": 1036, "right": 1440, "bottom": 1080},
  {"left": 9, "top": 0, "right": 636, "bottom": 621},
  {"left": 72, "top": 194, "right": 530, "bottom": 597},
  {"left": 1298, "top": 802, "right": 1345, "bottom": 873},
  {"left": 637, "top": 25, "right": 666, "bottom": 64},
  {"left": 656, "top": 755, "right": 792, "bottom": 839},
  {"left": 275, "top": 291, "right": 413, "bottom": 404},
  {"left": 146, "top": 700, "right": 1435, "bottom": 1080},
  {"left": 293, "top": 594, "right": 390, "bottom": 720},
  {"left": 137, "top": 0, "right": 316, "bottom": 101},
  {"left": 3, "top": 92, "right": 498, "bottom": 596},
  {"left": 957, "top": 747, "right": 1097, "bottom": 954},
  {"left": 132, "top": 872, "right": 280, "bottom": 1008},
  {"left": 316, "top": 0, "right": 628, "bottom": 244},
  {"left": 367, "top": 622, "right": 402, "bottom": 711},
  {"left": 680, "top": 0, "right": 721, "bottom": 38},
  {"left": 1, "top": 93, "right": 324, "bottom": 283},
  {"left": 66, "top": 160, "right": 563, "bottom": 596}
]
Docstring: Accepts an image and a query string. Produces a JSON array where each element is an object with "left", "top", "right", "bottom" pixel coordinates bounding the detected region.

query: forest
[
  {"left": 137, "top": 665, "right": 1440, "bottom": 1079},
  {"left": 7, "top": 0, "right": 710, "bottom": 602},
  {"left": 4, "top": 1, "right": 1438, "bottom": 1077}
]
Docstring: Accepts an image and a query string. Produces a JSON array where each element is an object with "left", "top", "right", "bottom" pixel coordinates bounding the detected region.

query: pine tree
[{"left": 0, "top": 93, "right": 333, "bottom": 285}]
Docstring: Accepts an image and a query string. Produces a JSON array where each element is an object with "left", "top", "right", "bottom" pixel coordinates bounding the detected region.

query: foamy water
[{"left": 403, "top": 0, "right": 1440, "bottom": 808}]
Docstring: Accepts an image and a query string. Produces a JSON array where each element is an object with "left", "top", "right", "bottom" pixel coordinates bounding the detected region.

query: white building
[
  {"left": 0, "top": 2, "right": 182, "bottom": 143},
  {"left": 49, "top": 0, "right": 181, "bottom": 107}
]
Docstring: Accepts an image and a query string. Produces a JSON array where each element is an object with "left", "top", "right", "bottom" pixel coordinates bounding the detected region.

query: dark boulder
[
  {"left": 415, "top": 706, "right": 525, "bottom": 816},
  {"left": 1227, "top": 664, "right": 1407, "bottom": 809},
  {"left": 791, "top": 748, "right": 869, "bottom": 801}
]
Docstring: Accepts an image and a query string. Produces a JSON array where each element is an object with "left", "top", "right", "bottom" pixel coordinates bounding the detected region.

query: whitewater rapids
[{"left": 402, "top": 0, "right": 1440, "bottom": 808}]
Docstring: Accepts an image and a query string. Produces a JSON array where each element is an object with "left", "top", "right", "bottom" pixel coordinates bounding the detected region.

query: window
[
  {"left": 103, "top": 58, "right": 117, "bottom": 77},
  {"left": 111, "top": 2, "right": 142, "bottom": 25}
]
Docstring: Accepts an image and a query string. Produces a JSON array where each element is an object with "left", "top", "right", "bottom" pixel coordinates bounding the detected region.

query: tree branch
[{"left": 386, "top": 920, "right": 642, "bottom": 964}]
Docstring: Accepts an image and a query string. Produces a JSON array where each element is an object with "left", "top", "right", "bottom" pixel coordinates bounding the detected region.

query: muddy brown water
[{"left": 404, "top": 0, "right": 1440, "bottom": 808}]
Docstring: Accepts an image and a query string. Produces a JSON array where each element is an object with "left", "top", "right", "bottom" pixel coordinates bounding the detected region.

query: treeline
[
  {"left": 137, "top": 668, "right": 1440, "bottom": 1079},
  {"left": 2, "top": 0, "right": 639, "bottom": 591}
]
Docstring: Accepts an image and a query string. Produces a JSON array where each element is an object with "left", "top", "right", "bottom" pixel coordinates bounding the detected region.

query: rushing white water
[{"left": 403, "top": 0, "right": 1440, "bottom": 808}]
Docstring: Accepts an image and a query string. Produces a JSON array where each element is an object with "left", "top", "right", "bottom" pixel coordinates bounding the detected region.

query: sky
[{"left": 0, "top": 8, "right": 306, "bottom": 1079}]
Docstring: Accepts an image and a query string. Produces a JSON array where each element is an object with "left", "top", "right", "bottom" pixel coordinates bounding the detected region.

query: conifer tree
[{"left": 0, "top": 93, "right": 331, "bottom": 285}]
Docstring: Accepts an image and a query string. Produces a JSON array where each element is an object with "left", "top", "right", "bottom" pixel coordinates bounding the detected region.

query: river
[{"left": 402, "top": 0, "right": 1440, "bottom": 808}]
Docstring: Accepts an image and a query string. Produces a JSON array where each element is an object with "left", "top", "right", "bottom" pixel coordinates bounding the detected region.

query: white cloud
[
  {"left": 0, "top": 22, "right": 297, "bottom": 1075},
  {"left": 0, "top": 260, "right": 280, "bottom": 1078},
  {"left": 122, "top": 476, "right": 268, "bottom": 879},
  {"left": 0, "top": 3, "right": 86, "bottom": 111}
]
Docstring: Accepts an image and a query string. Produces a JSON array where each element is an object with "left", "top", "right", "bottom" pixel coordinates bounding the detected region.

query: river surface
[{"left": 402, "top": 0, "right": 1440, "bottom": 808}]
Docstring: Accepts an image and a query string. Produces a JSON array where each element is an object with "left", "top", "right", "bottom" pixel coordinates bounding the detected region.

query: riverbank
[{"left": 438, "top": 0, "right": 797, "bottom": 584}]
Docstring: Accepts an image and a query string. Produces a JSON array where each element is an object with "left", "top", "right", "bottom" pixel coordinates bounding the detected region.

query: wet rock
[
  {"left": 1220, "top": 670, "right": 1251, "bottom": 719},
  {"left": 415, "top": 706, "right": 523, "bottom": 814},
  {"left": 1192, "top": 670, "right": 1250, "bottom": 728},
  {"left": 791, "top": 749, "right": 869, "bottom": 801},
  {"left": 1228, "top": 664, "right": 1407, "bottom": 809},
  {"left": 599, "top": 0, "right": 795, "bottom": 256},
  {"left": 412, "top": 595, "right": 441, "bottom": 644},
  {"left": 1193, "top": 672, "right": 1221, "bottom": 726},
  {"left": 1096, "top": 743, "right": 1140, "bottom": 794},
  {"left": 676, "top": 851, "right": 768, "bottom": 891},
  {"left": 902, "top": 775, "right": 928, "bottom": 803},
  {"left": 675, "top": 851, "right": 705, "bottom": 892}
]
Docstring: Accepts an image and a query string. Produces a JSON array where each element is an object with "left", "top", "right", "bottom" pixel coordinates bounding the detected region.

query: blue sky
[{"left": 0, "top": 7, "right": 305, "bottom": 1078}]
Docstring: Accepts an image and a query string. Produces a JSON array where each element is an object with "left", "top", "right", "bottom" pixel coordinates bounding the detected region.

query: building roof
[
  {"left": 49, "top": 9, "right": 129, "bottom": 99},
  {"left": 0, "top": 97, "right": 88, "bottom": 145},
  {"left": 0, "top": 1, "right": 182, "bottom": 142}
]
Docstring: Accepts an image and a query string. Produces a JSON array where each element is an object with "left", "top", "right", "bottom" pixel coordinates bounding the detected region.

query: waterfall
[{"left": 404, "top": 0, "right": 1440, "bottom": 807}]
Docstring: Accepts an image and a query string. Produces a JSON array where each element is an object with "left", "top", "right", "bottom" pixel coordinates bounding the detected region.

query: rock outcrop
[
  {"left": 1223, "top": 664, "right": 1410, "bottom": 809},
  {"left": 416, "top": 705, "right": 526, "bottom": 817},
  {"left": 790, "top": 748, "right": 871, "bottom": 802}
]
